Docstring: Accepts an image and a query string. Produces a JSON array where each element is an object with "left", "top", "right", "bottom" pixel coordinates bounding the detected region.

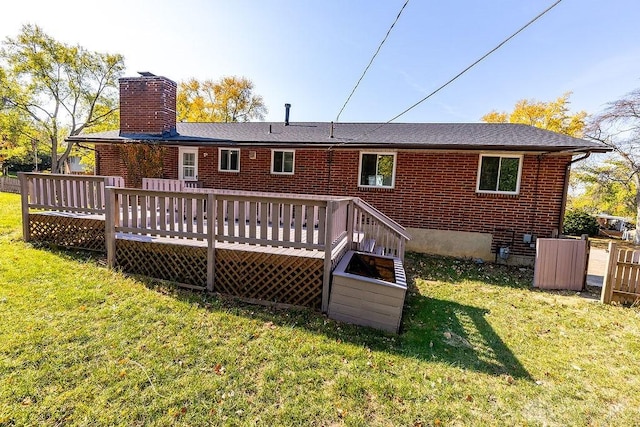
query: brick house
[{"left": 68, "top": 74, "right": 608, "bottom": 265}]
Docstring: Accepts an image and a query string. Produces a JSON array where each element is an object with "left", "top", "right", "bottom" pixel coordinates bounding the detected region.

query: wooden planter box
[{"left": 328, "top": 251, "right": 407, "bottom": 333}]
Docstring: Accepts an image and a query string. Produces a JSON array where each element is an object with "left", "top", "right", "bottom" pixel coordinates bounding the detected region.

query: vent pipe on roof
[{"left": 284, "top": 103, "right": 291, "bottom": 126}]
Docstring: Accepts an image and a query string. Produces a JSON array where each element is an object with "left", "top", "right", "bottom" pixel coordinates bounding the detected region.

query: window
[
  {"left": 271, "top": 150, "right": 295, "bottom": 174},
  {"left": 359, "top": 152, "right": 396, "bottom": 188},
  {"left": 179, "top": 148, "right": 198, "bottom": 181},
  {"left": 219, "top": 148, "right": 240, "bottom": 172},
  {"left": 476, "top": 154, "right": 522, "bottom": 194}
]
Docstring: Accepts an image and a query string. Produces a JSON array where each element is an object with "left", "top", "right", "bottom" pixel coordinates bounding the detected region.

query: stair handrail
[{"left": 352, "top": 197, "right": 411, "bottom": 240}]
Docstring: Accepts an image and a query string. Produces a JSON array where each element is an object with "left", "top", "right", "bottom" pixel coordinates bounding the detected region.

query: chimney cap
[{"left": 138, "top": 71, "right": 156, "bottom": 77}]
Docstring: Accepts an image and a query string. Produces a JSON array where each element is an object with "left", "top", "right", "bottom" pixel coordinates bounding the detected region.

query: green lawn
[{"left": 1, "top": 191, "right": 639, "bottom": 426}]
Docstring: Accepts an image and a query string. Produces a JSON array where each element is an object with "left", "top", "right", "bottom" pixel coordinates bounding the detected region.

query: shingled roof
[{"left": 68, "top": 122, "right": 609, "bottom": 153}]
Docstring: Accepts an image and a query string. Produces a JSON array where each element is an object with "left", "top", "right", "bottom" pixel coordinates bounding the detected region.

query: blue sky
[{"left": 3, "top": 0, "right": 640, "bottom": 124}]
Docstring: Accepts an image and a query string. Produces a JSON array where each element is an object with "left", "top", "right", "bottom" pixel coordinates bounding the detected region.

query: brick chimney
[{"left": 119, "top": 73, "right": 177, "bottom": 137}]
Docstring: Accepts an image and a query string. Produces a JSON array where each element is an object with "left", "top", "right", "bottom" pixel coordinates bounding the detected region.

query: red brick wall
[
  {"left": 119, "top": 76, "right": 177, "bottom": 135},
  {"left": 96, "top": 145, "right": 571, "bottom": 257}
]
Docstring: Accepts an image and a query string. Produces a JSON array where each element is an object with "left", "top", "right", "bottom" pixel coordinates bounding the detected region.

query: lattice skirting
[
  {"left": 215, "top": 249, "right": 324, "bottom": 310},
  {"left": 115, "top": 239, "right": 208, "bottom": 289},
  {"left": 113, "top": 241, "right": 324, "bottom": 308},
  {"left": 29, "top": 213, "right": 105, "bottom": 252}
]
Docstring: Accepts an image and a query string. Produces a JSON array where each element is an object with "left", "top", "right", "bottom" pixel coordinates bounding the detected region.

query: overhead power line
[
  {"left": 355, "top": 0, "right": 563, "bottom": 140},
  {"left": 335, "top": 0, "right": 410, "bottom": 122}
]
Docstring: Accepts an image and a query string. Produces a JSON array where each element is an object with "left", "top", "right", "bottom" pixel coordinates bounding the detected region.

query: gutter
[{"left": 65, "top": 136, "right": 611, "bottom": 153}]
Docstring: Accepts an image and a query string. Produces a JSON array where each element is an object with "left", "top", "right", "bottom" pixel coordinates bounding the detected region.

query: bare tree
[{"left": 588, "top": 88, "right": 640, "bottom": 242}]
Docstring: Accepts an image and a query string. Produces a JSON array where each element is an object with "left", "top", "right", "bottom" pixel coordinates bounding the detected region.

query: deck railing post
[
  {"left": 346, "top": 199, "right": 354, "bottom": 251},
  {"left": 322, "top": 200, "right": 335, "bottom": 313},
  {"left": 105, "top": 187, "right": 117, "bottom": 268},
  {"left": 18, "top": 172, "right": 30, "bottom": 242},
  {"left": 207, "top": 192, "right": 216, "bottom": 293},
  {"left": 601, "top": 241, "right": 617, "bottom": 304}
]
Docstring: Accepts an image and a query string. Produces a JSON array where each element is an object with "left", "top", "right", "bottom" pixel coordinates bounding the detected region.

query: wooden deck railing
[
  {"left": 105, "top": 186, "right": 354, "bottom": 311},
  {"left": 352, "top": 197, "right": 411, "bottom": 261},
  {"left": 20, "top": 172, "right": 124, "bottom": 214},
  {"left": 20, "top": 175, "right": 410, "bottom": 311},
  {"left": 19, "top": 173, "right": 125, "bottom": 242}
]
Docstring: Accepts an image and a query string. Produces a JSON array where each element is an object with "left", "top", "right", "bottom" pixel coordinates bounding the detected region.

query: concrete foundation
[{"left": 405, "top": 227, "right": 535, "bottom": 266}]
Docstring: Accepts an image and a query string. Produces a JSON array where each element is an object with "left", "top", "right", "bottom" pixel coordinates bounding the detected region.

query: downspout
[
  {"left": 558, "top": 152, "right": 591, "bottom": 234},
  {"left": 529, "top": 154, "right": 543, "bottom": 238}
]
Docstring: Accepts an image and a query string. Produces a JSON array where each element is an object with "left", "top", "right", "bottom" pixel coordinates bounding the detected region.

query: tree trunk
[{"left": 635, "top": 175, "right": 640, "bottom": 245}]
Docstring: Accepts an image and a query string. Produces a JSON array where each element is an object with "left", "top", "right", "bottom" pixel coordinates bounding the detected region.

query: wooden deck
[{"left": 19, "top": 174, "right": 410, "bottom": 313}]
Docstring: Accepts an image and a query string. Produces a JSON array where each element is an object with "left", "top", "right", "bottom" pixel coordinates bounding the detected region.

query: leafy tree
[
  {"left": 588, "top": 88, "right": 640, "bottom": 243},
  {"left": 563, "top": 210, "right": 599, "bottom": 236},
  {"left": 177, "top": 76, "right": 267, "bottom": 123},
  {"left": 482, "top": 92, "right": 587, "bottom": 137},
  {"left": 0, "top": 24, "right": 125, "bottom": 173},
  {"left": 569, "top": 159, "right": 636, "bottom": 218}
]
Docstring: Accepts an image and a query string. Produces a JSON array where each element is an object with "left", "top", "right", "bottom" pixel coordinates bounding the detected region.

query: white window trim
[
  {"left": 178, "top": 147, "right": 198, "bottom": 181},
  {"left": 358, "top": 151, "right": 397, "bottom": 189},
  {"left": 475, "top": 153, "right": 523, "bottom": 195},
  {"left": 218, "top": 148, "right": 241, "bottom": 172},
  {"left": 271, "top": 149, "right": 295, "bottom": 175}
]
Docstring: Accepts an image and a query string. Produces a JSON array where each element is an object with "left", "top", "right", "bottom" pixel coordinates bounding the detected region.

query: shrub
[{"left": 563, "top": 210, "right": 599, "bottom": 236}]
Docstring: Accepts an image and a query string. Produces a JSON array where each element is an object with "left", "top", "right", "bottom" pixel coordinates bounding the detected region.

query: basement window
[
  {"left": 476, "top": 154, "right": 522, "bottom": 194},
  {"left": 271, "top": 150, "right": 295, "bottom": 175},
  {"left": 359, "top": 152, "right": 396, "bottom": 188},
  {"left": 219, "top": 148, "right": 240, "bottom": 172}
]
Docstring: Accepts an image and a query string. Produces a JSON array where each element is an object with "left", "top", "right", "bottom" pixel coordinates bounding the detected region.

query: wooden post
[
  {"left": 601, "top": 241, "right": 617, "bottom": 304},
  {"left": 207, "top": 193, "right": 216, "bottom": 293},
  {"left": 322, "top": 200, "right": 335, "bottom": 313},
  {"left": 346, "top": 199, "right": 354, "bottom": 251},
  {"left": 581, "top": 234, "right": 589, "bottom": 290},
  {"left": 105, "top": 187, "right": 117, "bottom": 268},
  {"left": 18, "top": 173, "right": 30, "bottom": 242},
  {"left": 399, "top": 238, "right": 406, "bottom": 263}
]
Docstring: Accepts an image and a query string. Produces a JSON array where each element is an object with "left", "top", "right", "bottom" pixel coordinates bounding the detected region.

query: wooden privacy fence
[
  {"left": 0, "top": 176, "right": 20, "bottom": 193},
  {"left": 601, "top": 242, "right": 640, "bottom": 304},
  {"left": 533, "top": 236, "right": 589, "bottom": 291}
]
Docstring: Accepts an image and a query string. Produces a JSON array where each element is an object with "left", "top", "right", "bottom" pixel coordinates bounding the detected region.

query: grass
[{"left": 1, "top": 191, "right": 640, "bottom": 426}]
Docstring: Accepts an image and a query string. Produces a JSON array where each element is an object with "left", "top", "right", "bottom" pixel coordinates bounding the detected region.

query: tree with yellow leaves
[
  {"left": 481, "top": 93, "right": 587, "bottom": 137},
  {"left": 177, "top": 76, "right": 267, "bottom": 123}
]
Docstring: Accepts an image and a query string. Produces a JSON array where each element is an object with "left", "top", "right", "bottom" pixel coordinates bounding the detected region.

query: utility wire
[
  {"left": 354, "top": 0, "right": 563, "bottom": 141},
  {"left": 335, "top": 0, "right": 410, "bottom": 122}
]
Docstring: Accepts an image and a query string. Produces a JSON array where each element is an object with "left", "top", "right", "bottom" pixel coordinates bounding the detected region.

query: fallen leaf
[
  {"left": 465, "top": 394, "right": 473, "bottom": 402},
  {"left": 505, "top": 375, "right": 514, "bottom": 384},
  {"left": 263, "top": 321, "right": 277, "bottom": 330},
  {"left": 214, "top": 363, "right": 225, "bottom": 375}
]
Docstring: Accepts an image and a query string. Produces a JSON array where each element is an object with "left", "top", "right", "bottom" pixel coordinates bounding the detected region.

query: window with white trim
[
  {"left": 476, "top": 154, "right": 522, "bottom": 194},
  {"left": 359, "top": 152, "right": 396, "bottom": 188},
  {"left": 178, "top": 147, "right": 198, "bottom": 181},
  {"left": 271, "top": 150, "right": 295, "bottom": 174},
  {"left": 219, "top": 148, "right": 240, "bottom": 172}
]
